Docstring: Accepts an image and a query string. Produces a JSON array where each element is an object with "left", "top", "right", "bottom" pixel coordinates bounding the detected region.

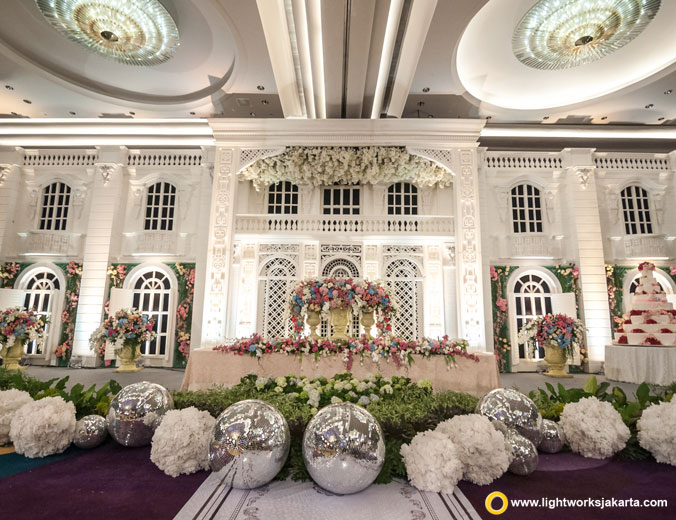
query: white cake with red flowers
[{"left": 614, "top": 262, "right": 676, "bottom": 346}]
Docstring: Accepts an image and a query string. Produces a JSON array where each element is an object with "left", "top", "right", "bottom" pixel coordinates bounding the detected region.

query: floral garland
[
  {"left": 517, "top": 313, "right": 586, "bottom": 362},
  {"left": 214, "top": 334, "right": 477, "bottom": 370},
  {"left": 289, "top": 277, "right": 394, "bottom": 335},
  {"left": 489, "top": 265, "right": 514, "bottom": 372},
  {"left": 240, "top": 146, "right": 452, "bottom": 190},
  {"left": 54, "top": 261, "right": 82, "bottom": 365},
  {"left": 172, "top": 262, "right": 195, "bottom": 367},
  {"left": 0, "top": 262, "right": 22, "bottom": 288}
]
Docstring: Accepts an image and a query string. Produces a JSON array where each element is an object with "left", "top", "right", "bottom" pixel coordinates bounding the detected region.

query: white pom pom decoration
[
  {"left": 638, "top": 400, "right": 676, "bottom": 466},
  {"left": 0, "top": 389, "right": 33, "bottom": 445},
  {"left": 400, "top": 430, "right": 464, "bottom": 494},
  {"left": 9, "top": 396, "right": 76, "bottom": 458}
]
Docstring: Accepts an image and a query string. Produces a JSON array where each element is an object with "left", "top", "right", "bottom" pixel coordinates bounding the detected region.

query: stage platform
[
  {"left": 180, "top": 349, "right": 499, "bottom": 396},
  {"left": 604, "top": 344, "right": 676, "bottom": 386}
]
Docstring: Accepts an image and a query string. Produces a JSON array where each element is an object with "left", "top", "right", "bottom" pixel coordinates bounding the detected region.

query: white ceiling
[{"left": 0, "top": 0, "right": 674, "bottom": 126}]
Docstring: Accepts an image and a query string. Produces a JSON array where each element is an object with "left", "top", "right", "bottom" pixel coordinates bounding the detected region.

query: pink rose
[
  {"left": 490, "top": 266, "right": 498, "bottom": 281},
  {"left": 572, "top": 266, "right": 579, "bottom": 279},
  {"left": 496, "top": 297, "right": 508, "bottom": 312}
]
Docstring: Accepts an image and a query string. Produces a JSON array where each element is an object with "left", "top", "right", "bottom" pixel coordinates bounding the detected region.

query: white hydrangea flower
[
  {"left": 559, "top": 397, "right": 630, "bottom": 459},
  {"left": 151, "top": 407, "right": 216, "bottom": 477},
  {"left": 358, "top": 396, "right": 370, "bottom": 406},
  {"left": 10, "top": 396, "right": 76, "bottom": 458},
  {"left": 435, "top": 414, "right": 510, "bottom": 485},
  {"left": 638, "top": 400, "right": 676, "bottom": 466},
  {"left": 0, "top": 389, "right": 33, "bottom": 445},
  {"left": 369, "top": 394, "right": 380, "bottom": 402},
  {"left": 330, "top": 396, "right": 342, "bottom": 404},
  {"left": 274, "top": 377, "right": 287, "bottom": 388},
  {"left": 400, "top": 430, "right": 463, "bottom": 494},
  {"left": 380, "top": 385, "right": 393, "bottom": 395}
]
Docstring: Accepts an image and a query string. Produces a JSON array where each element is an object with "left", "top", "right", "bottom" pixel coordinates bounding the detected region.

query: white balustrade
[
  {"left": 234, "top": 214, "right": 454, "bottom": 235},
  {"left": 623, "top": 235, "right": 669, "bottom": 259},
  {"left": 122, "top": 231, "right": 191, "bottom": 256},
  {"left": 505, "top": 233, "right": 562, "bottom": 259},
  {"left": 17, "top": 231, "right": 82, "bottom": 256}
]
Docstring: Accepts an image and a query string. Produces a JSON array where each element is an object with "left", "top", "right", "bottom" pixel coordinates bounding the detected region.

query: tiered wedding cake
[{"left": 614, "top": 262, "right": 676, "bottom": 346}]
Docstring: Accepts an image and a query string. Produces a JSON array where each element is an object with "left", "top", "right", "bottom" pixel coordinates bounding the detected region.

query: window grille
[
  {"left": 621, "top": 185, "right": 653, "bottom": 235},
  {"left": 385, "top": 259, "right": 423, "bottom": 341},
  {"left": 511, "top": 184, "right": 543, "bottom": 233},
  {"left": 39, "top": 182, "right": 71, "bottom": 231},
  {"left": 267, "top": 182, "right": 299, "bottom": 214},
  {"left": 132, "top": 270, "right": 174, "bottom": 358},
  {"left": 387, "top": 182, "right": 418, "bottom": 215},
  {"left": 21, "top": 270, "right": 61, "bottom": 355},
  {"left": 144, "top": 182, "right": 176, "bottom": 231},
  {"left": 513, "top": 273, "right": 553, "bottom": 360}
]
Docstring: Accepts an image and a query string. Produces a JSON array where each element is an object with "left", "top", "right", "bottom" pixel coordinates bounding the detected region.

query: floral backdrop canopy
[{"left": 240, "top": 146, "right": 452, "bottom": 190}]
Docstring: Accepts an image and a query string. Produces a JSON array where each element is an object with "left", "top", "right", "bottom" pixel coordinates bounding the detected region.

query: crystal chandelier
[
  {"left": 35, "top": 0, "right": 179, "bottom": 66},
  {"left": 513, "top": 0, "right": 661, "bottom": 70}
]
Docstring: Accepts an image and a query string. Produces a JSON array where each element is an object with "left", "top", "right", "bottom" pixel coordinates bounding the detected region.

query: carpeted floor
[{"left": 1, "top": 441, "right": 675, "bottom": 520}]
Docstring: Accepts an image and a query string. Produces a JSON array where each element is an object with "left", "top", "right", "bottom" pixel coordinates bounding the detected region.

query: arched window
[
  {"left": 19, "top": 269, "right": 62, "bottom": 355},
  {"left": 144, "top": 182, "right": 176, "bottom": 231},
  {"left": 321, "top": 258, "right": 361, "bottom": 336},
  {"left": 39, "top": 182, "right": 71, "bottom": 231},
  {"left": 267, "top": 182, "right": 299, "bottom": 214},
  {"left": 131, "top": 269, "right": 174, "bottom": 358},
  {"left": 386, "top": 259, "right": 423, "bottom": 341},
  {"left": 259, "top": 258, "right": 296, "bottom": 339},
  {"left": 513, "top": 273, "right": 553, "bottom": 360},
  {"left": 511, "top": 184, "right": 543, "bottom": 233},
  {"left": 621, "top": 185, "right": 652, "bottom": 235},
  {"left": 388, "top": 183, "right": 418, "bottom": 215}
]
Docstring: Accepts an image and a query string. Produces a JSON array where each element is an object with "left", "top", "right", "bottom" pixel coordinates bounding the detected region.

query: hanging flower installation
[{"left": 240, "top": 146, "right": 451, "bottom": 190}]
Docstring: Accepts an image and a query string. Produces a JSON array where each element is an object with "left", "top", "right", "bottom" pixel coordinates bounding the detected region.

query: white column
[
  {"left": 72, "top": 156, "right": 125, "bottom": 357},
  {"left": 452, "top": 147, "right": 487, "bottom": 349},
  {"left": 564, "top": 149, "right": 612, "bottom": 371},
  {"left": 0, "top": 152, "right": 22, "bottom": 256},
  {"left": 201, "top": 146, "right": 241, "bottom": 347}
]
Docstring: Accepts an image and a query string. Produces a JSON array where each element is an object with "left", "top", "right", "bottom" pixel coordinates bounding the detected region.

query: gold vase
[
  {"left": 360, "top": 308, "right": 375, "bottom": 339},
  {"left": 306, "top": 310, "right": 321, "bottom": 340},
  {"left": 1, "top": 339, "right": 26, "bottom": 371},
  {"left": 543, "top": 340, "right": 572, "bottom": 378},
  {"left": 114, "top": 341, "right": 143, "bottom": 373},
  {"left": 330, "top": 308, "right": 350, "bottom": 341}
]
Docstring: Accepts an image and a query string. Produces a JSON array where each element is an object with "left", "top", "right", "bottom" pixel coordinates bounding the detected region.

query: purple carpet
[
  {"left": 459, "top": 454, "right": 676, "bottom": 519},
  {"left": 0, "top": 440, "right": 208, "bottom": 520}
]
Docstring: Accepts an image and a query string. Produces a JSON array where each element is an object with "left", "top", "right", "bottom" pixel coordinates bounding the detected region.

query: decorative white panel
[
  {"left": 505, "top": 234, "right": 561, "bottom": 259},
  {"left": 386, "top": 258, "right": 423, "bottom": 340},
  {"left": 238, "top": 148, "right": 286, "bottom": 172},
  {"left": 17, "top": 231, "right": 82, "bottom": 256},
  {"left": 23, "top": 150, "right": 97, "bottom": 167},
  {"left": 127, "top": 150, "right": 203, "bottom": 167},
  {"left": 259, "top": 257, "right": 297, "bottom": 339},
  {"left": 122, "top": 231, "right": 192, "bottom": 256},
  {"left": 623, "top": 235, "right": 669, "bottom": 259},
  {"left": 593, "top": 153, "right": 670, "bottom": 172},
  {"left": 484, "top": 152, "right": 563, "bottom": 171},
  {"left": 407, "top": 147, "right": 454, "bottom": 173}
]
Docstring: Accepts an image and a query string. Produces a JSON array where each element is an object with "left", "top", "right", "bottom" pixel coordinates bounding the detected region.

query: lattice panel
[
  {"left": 322, "top": 258, "right": 360, "bottom": 278},
  {"left": 386, "top": 259, "right": 422, "bottom": 341},
  {"left": 260, "top": 257, "right": 297, "bottom": 340},
  {"left": 239, "top": 148, "right": 286, "bottom": 172}
]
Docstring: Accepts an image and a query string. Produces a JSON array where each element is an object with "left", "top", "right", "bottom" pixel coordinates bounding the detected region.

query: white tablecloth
[
  {"left": 604, "top": 344, "right": 676, "bottom": 385},
  {"left": 180, "top": 349, "right": 499, "bottom": 396}
]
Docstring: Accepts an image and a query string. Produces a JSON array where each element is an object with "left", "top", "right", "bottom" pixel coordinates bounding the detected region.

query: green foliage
[
  {"left": 530, "top": 376, "right": 676, "bottom": 460},
  {"left": 172, "top": 373, "right": 478, "bottom": 484},
  {"left": 0, "top": 368, "right": 120, "bottom": 419}
]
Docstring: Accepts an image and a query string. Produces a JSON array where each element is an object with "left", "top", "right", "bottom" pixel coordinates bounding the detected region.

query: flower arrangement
[
  {"left": 240, "top": 146, "right": 452, "bottom": 191},
  {"left": 247, "top": 372, "right": 426, "bottom": 413},
  {"left": 89, "top": 308, "right": 156, "bottom": 356},
  {"left": 559, "top": 396, "right": 630, "bottom": 459},
  {"left": 106, "top": 264, "right": 128, "bottom": 287},
  {"left": 0, "top": 262, "right": 21, "bottom": 287},
  {"left": 214, "top": 334, "right": 477, "bottom": 370},
  {"left": 0, "top": 307, "right": 48, "bottom": 352},
  {"left": 517, "top": 313, "right": 586, "bottom": 362},
  {"left": 637, "top": 400, "right": 676, "bottom": 466},
  {"left": 289, "top": 277, "right": 394, "bottom": 334},
  {"left": 638, "top": 261, "right": 655, "bottom": 272}
]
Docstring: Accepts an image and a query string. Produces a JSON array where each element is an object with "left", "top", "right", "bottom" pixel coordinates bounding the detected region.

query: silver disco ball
[
  {"left": 73, "top": 415, "right": 108, "bottom": 449},
  {"left": 539, "top": 419, "right": 566, "bottom": 454},
  {"left": 209, "top": 400, "right": 290, "bottom": 489},
  {"left": 106, "top": 382, "right": 174, "bottom": 447},
  {"left": 302, "top": 402, "right": 385, "bottom": 495},
  {"left": 506, "top": 429, "right": 539, "bottom": 476},
  {"left": 476, "top": 388, "right": 543, "bottom": 446}
]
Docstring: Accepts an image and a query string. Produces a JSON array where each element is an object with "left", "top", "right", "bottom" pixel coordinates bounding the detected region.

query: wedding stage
[
  {"left": 604, "top": 345, "right": 676, "bottom": 386},
  {"left": 180, "top": 349, "right": 499, "bottom": 396}
]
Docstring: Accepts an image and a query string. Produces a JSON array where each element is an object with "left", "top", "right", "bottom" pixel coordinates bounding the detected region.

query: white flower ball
[
  {"left": 9, "top": 396, "right": 76, "bottom": 458},
  {"left": 0, "top": 389, "right": 33, "bottom": 445},
  {"left": 150, "top": 407, "right": 216, "bottom": 477},
  {"left": 400, "top": 430, "right": 463, "bottom": 494},
  {"left": 435, "top": 414, "right": 511, "bottom": 485},
  {"left": 559, "top": 397, "right": 630, "bottom": 459},
  {"left": 638, "top": 400, "right": 676, "bottom": 466}
]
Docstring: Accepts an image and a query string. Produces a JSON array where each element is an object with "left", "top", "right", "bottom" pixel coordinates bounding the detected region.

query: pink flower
[
  {"left": 670, "top": 266, "right": 676, "bottom": 276},
  {"left": 496, "top": 297, "right": 508, "bottom": 312},
  {"left": 572, "top": 266, "right": 579, "bottom": 279},
  {"left": 490, "top": 266, "right": 498, "bottom": 281}
]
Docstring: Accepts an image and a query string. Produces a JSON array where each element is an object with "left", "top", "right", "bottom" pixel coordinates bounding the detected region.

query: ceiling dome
[
  {"left": 512, "top": 0, "right": 661, "bottom": 70},
  {"left": 34, "top": 0, "right": 179, "bottom": 66}
]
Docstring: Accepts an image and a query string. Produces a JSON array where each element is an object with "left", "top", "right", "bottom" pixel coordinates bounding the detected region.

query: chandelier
[
  {"left": 512, "top": 0, "right": 661, "bottom": 70},
  {"left": 35, "top": 0, "right": 180, "bottom": 66}
]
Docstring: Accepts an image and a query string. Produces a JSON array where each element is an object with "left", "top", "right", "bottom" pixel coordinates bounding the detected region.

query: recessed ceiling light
[
  {"left": 416, "top": 101, "right": 425, "bottom": 107},
  {"left": 34, "top": 0, "right": 180, "bottom": 66},
  {"left": 5, "top": 85, "right": 13, "bottom": 90},
  {"left": 422, "top": 87, "right": 430, "bottom": 93},
  {"left": 543, "top": 116, "right": 549, "bottom": 120},
  {"left": 69, "top": 111, "right": 76, "bottom": 115},
  {"left": 645, "top": 103, "right": 655, "bottom": 109},
  {"left": 250, "top": 112, "right": 256, "bottom": 117},
  {"left": 189, "top": 111, "right": 196, "bottom": 115},
  {"left": 427, "top": 114, "right": 434, "bottom": 118},
  {"left": 665, "top": 89, "right": 673, "bottom": 95},
  {"left": 601, "top": 116, "right": 608, "bottom": 120},
  {"left": 257, "top": 85, "right": 265, "bottom": 91},
  {"left": 23, "top": 99, "right": 32, "bottom": 104},
  {"left": 129, "top": 111, "right": 135, "bottom": 115},
  {"left": 261, "top": 99, "right": 269, "bottom": 105},
  {"left": 658, "top": 117, "right": 665, "bottom": 121},
  {"left": 11, "top": 112, "right": 18, "bottom": 116},
  {"left": 486, "top": 115, "right": 492, "bottom": 120}
]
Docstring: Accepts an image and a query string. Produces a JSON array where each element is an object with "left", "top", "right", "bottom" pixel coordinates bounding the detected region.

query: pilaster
[{"left": 0, "top": 148, "right": 24, "bottom": 258}]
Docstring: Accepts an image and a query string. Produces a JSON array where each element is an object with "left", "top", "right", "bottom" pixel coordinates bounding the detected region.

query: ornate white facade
[{"left": 1, "top": 119, "right": 675, "bottom": 373}]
